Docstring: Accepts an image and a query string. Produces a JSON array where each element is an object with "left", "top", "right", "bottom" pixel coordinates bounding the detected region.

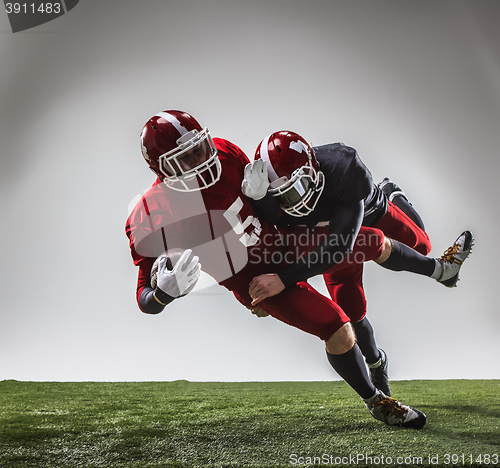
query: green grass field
[{"left": 0, "top": 380, "right": 498, "bottom": 467}]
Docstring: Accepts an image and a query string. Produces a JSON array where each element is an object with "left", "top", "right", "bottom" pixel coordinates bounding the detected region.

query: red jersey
[
  {"left": 125, "top": 138, "right": 386, "bottom": 340},
  {"left": 126, "top": 138, "right": 284, "bottom": 308}
]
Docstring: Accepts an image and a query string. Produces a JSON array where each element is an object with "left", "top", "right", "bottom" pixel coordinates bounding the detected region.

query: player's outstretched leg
[
  {"left": 377, "top": 231, "right": 474, "bottom": 287},
  {"left": 378, "top": 177, "right": 426, "bottom": 230},
  {"left": 431, "top": 231, "right": 474, "bottom": 288},
  {"left": 363, "top": 391, "right": 427, "bottom": 429},
  {"left": 367, "top": 348, "right": 391, "bottom": 397}
]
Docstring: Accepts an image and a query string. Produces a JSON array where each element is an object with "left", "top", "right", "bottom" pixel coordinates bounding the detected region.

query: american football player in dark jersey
[
  {"left": 126, "top": 111, "right": 438, "bottom": 429},
  {"left": 243, "top": 131, "right": 473, "bottom": 397}
]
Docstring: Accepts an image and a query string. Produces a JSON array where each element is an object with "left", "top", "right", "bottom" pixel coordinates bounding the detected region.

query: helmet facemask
[
  {"left": 158, "top": 128, "right": 221, "bottom": 192},
  {"left": 269, "top": 164, "right": 325, "bottom": 217}
]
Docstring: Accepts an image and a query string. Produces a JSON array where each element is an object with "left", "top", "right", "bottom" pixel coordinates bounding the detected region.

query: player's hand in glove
[
  {"left": 156, "top": 249, "right": 201, "bottom": 299},
  {"left": 241, "top": 159, "right": 269, "bottom": 200},
  {"left": 249, "top": 305, "right": 270, "bottom": 318}
]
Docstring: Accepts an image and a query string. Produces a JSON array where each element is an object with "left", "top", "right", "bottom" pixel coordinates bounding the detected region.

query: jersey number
[{"left": 223, "top": 197, "right": 262, "bottom": 247}]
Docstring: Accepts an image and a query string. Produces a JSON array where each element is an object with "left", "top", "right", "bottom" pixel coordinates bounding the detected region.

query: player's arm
[
  {"left": 136, "top": 250, "right": 201, "bottom": 314},
  {"left": 250, "top": 192, "right": 282, "bottom": 224},
  {"left": 135, "top": 258, "right": 169, "bottom": 314},
  {"left": 139, "top": 287, "right": 174, "bottom": 314},
  {"left": 249, "top": 200, "right": 364, "bottom": 305},
  {"left": 278, "top": 199, "right": 364, "bottom": 286},
  {"left": 134, "top": 257, "right": 172, "bottom": 314}
]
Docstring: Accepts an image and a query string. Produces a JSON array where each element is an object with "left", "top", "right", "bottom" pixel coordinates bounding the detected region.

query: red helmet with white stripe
[
  {"left": 140, "top": 110, "right": 221, "bottom": 191},
  {"left": 255, "top": 131, "right": 325, "bottom": 217}
]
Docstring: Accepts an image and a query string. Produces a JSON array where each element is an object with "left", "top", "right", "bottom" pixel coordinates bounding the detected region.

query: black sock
[
  {"left": 380, "top": 239, "right": 435, "bottom": 276},
  {"left": 392, "top": 196, "right": 426, "bottom": 231},
  {"left": 352, "top": 318, "right": 380, "bottom": 365},
  {"left": 327, "top": 344, "right": 376, "bottom": 400}
]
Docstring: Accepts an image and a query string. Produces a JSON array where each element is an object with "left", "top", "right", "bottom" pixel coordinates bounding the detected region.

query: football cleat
[
  {"left": 368, "top": 349, "right": 391, "bottom": 397},
  {"left": 433, "top": 231, "right": 474, "bottom": 288},
  {"left": 363, "top": 391, "right": 427, "bottom": 429},
  {"left": 378, "top": 177, "right": 409, "bottom": 203}
]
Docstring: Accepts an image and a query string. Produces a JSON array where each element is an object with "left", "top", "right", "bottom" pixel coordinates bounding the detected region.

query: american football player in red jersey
[
  {"left": 242, "top": 130, "right": 473, "bottom": 397},
  {"left": 126, "top": 110, "right": 430, "bottom": 429}
]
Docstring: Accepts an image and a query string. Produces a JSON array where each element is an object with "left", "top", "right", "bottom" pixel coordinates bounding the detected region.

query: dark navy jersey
[
  {"left": 251, "top": 142, "right": 388, "bottom": 287},
  {"left": 282, "top": 143, "right": 387, "bottom": 227}
]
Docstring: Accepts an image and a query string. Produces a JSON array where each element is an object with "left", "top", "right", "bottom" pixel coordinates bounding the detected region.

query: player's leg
[
  {"left": 321, "top": 227, "right": 387, "bottom": 368},
  {"left": 323, "top": 263, "right": 391, "bottom": 396},
  {"left": 352, "top": 318, "right": 380, "bottom": 364},
  {"left": 322, "top": 264, "right": 378, "bottom": 362},
  {"left": 253, "top": 282, "right": 380, "bottom": 401},
  {"left": 353, "top": 319, "right": 391, "bottom": 397},
  {"left": 378, "top": 178, "right": 426, "bottom": 231},
  {"left": 375, "top": 200, "right": 432, "bottom": 255},
  {"left": 325, "top": 323, "right": 426, "bottom": 429},
  {"left": 391, "top": 197, "right": 425, "bottom": 231},
  {"left": 376, "top": 232, "right": 474, "bottom": 288},
  {"left": 324, "top": 222, "right": 472, "bottom": 289},
  {"left": 322, "top": 226, "right": 389, "bottom": 373},
  {"left": 237, "top": 270, "right": 426, "bottom": 428},
  {"left": 261, "top": 284, "right": 388, "bottom": 406},
  {"left": 325, "top": 322, "right": 378, "bottom": 399},
  {"left": 375, "top": 236, "right": 435, "bottom": 274}
]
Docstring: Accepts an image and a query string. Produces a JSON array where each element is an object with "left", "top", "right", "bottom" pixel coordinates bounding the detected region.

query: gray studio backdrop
[{"left": 0, "top": 0, "right": 498, "bottom": 382}]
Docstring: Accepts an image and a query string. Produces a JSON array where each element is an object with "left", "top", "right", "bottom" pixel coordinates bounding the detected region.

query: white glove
[
  {"left": 241, "top": 159, "right": 269, "bottom": 200},
  {"left": 156, "top": 249, "right": 201, "bottom": 298}
]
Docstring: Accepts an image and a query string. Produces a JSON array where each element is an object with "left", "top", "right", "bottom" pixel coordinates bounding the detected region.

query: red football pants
[
  {"left": 234, "top": 280, "right": 351, "bottom": 341},
  {"left": 232, "top": 226, "right": 386, "bottom": 341},
  {"left": 323, "top": 201, "right": 432, "bottom": 323}
]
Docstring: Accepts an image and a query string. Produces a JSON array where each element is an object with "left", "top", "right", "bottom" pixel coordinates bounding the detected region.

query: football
[{"left": 150, "top": 249, "right": 185, "bottom": 289}]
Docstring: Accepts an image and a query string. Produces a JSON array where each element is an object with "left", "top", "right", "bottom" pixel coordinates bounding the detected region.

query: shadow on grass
[{"left": 423, "top": 403, "right": 500, "bottom": 419}]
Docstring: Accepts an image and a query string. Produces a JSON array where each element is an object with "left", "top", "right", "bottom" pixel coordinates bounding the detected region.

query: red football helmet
[
  {"left": 140, "top": 110, "right": 221, "bottom": 191},
  {"left": 254, "top": 131, "right": 325, "bottom": 217}
]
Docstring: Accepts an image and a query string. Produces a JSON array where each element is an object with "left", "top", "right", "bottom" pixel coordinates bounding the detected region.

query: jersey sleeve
[
  {"left": 125, "top": 180, "right": 177, "bottom": 314},
  {"left": 213, "top": 137, "right": 250, "bottom": 170},
  {"left": 136, "top": 256, "right": 170, "bottom": 314},
  {"left": 126, "top": 228, "right": 176, "bottom": 314},
  {"left": 250, "top": 192, "right": 282, "bottom": 224},
  {"left": 277, "top": 199, "right": 364, "bottom": 288}
]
